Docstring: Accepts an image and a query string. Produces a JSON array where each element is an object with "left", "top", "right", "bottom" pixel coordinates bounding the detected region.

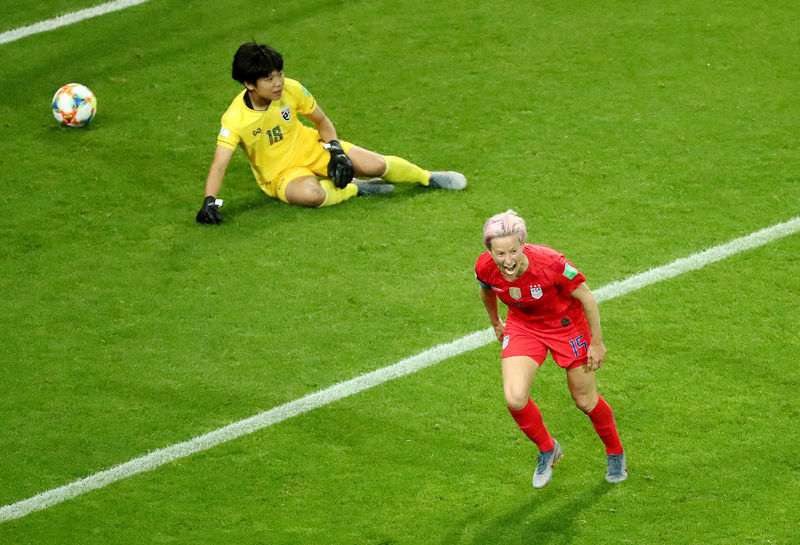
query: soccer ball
[{"left": 52, "top": 83, "right": 97, "bottom": 127}]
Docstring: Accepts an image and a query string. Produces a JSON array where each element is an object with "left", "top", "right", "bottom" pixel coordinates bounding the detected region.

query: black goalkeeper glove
[
  {"left": 323, "top": 139, "right": 354, "bottom": 189},
  {"left": 196, "top": 196, "right": 222, "bottom": 225}
]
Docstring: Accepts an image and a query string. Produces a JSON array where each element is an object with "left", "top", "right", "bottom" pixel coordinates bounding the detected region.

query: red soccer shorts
[{"left": 501, "top": 316, "right": 590, "bottom": 369}]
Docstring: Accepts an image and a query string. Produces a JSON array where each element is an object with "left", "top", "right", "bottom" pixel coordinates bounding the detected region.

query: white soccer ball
[{"left": 52, "top": 83, "right": 97, "bottom": 127}]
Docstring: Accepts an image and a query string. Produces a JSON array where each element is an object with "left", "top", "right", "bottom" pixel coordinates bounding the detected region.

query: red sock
[
  {"left": 588, "top": 395, "right": 623, "bottom": 455},
  {"left": 509, "top": 398, "right": 554, "bottom": 452}
]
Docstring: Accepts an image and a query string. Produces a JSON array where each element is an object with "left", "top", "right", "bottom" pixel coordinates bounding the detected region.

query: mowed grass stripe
[
  {"left": 1, "top": 216, "right": 797, "bottom": 523},
  {"left": 0, "top": 0, "right": 150, "bottom": 45}
]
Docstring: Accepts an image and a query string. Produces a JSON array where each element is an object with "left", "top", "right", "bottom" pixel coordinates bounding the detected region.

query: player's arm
[
  {"left": 570, "top": 282, "right": 607, "bottom": 370},
  {"left": 306, "top": 104, "right": 353, "bottom": 188},
  {"left": 197, "top": 145, "right": 234, "bottom": 225},
  {"left": 479, "top": 286, "right": 506, "bottom": 342},
  {"left": 204, "top": 145, "right": 234, "bottom": 197},
  {"left": 305, "top": 104, "right": 337, "bottom": 142}
]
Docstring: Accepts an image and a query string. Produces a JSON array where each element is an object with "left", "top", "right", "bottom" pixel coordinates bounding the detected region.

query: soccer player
[
  {"left": 196, "top": 42, "right": 467, "bottom": 224},
  {"left": 475, "top": 210, "right": 627, "bottom": 488}
]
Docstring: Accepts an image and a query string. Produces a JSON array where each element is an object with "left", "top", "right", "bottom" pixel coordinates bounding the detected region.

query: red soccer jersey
[{"left": 475, "top": 244, "right": 587, "bottom": 330}]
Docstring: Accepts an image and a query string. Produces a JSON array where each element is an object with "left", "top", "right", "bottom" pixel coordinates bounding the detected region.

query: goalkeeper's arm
[
  {"left": 305, "top": 105, "right": 354, "bottom": 188},
  {"left": 323, "top": 139, "right": 354, "bottom": 188},
  {"left": 306, "top": 104, "right": 338, "bottom": 142},
  {"left": 197, "top": 145, "right": 234, "bottom": 224}
]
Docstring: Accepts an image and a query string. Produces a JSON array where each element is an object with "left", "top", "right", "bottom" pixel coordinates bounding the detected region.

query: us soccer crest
[
  {"left": 530, "top": 284, "right": 543, "bottom": 299},
  {"left": 509, "top": 287, "right": 522, "bottom": 300},
  {"left": 280, "top": 106, "right": 291, "bottom": 121}
]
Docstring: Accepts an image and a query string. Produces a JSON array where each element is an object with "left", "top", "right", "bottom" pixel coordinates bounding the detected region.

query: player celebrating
[
  {"left": 196, "top": 42, "right": 467, "bottom": 224},
  {"left": 475, "top": 210, "right": 627, "bottom": 488}
]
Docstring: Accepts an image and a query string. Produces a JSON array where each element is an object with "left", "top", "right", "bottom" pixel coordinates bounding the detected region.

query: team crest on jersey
[
  {"left": 280, "top": 106, "right": 291, "bottom": 121},
  {"left": 530, "top": 284, "right": 543, "bottom": 299},
  {"left": 509, "top": 287, "right": 522, "bottom": 300}
]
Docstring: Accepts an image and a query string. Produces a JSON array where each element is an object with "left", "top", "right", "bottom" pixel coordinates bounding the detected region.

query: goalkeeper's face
[
  {"left": 248, "top": 70, "right": 285, "bottom": 103},
  {"left": 489, "top": 235, "right": 528, "bottom": 281}
]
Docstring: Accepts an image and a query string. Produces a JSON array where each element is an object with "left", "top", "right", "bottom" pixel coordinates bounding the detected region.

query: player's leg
[
  {"left": 550, "top": 324, "right": 626, "bottom": 483},
  {"left": 565, "top": 363, "right": 599, "bottom": 413},
  {"left": 566, "top": 365, "right": 627, "bottom": 482},
  {"left": 275, "top": 139, "right": 360, "bottom": 206},
  {"left": 502, "top": 355, "right": 552, "bottom": 449},
  {"left": 346, "top": 145, "right": 425, "bottom": 182},
  {"left": 282, "top": 176, "right": 326, "bottom": 207},
  {"left": 503, "top": 355, "right": 563, "bottom": 488},
  {"left": 345, "top": 145, "right": 466, "bottom": 189},
  {"left": 565, "top": 363, "right": 624, "bottom": 453},
  {"left": 345, "top": 145, "right": 389, "bottom": 177},
  {"left": 297, "top": 141, "right": 391, "bottom": 200},
  {"left": 278, "top": 169, "right": 358, "bottom": 208}
]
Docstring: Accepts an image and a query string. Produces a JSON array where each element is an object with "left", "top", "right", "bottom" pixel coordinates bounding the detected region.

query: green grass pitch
[{"left": 1, "top": 0, "right": 799, "bottom": 543}]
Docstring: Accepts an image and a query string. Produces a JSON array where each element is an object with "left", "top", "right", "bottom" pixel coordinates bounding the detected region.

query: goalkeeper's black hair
[{"left": 232, "top": 42, "right": 284, "bottom": 84}]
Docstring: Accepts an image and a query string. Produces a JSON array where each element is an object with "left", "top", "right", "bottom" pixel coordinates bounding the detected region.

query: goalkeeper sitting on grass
[{"left": 197, "top": 42, "right": 466, "bottom": 224}]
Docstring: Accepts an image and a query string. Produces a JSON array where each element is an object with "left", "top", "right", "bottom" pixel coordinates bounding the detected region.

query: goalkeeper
[{"left": 197, "top": 42, "right": 466, "bottom": 224}]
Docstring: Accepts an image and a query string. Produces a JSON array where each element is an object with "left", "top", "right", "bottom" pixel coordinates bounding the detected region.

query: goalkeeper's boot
[
  {"left": 355, "top": 179, "right": 394, "bottom": 196},
  {"left": 605, "top": 452, "right": 628, "bottom": 483},
  {"left": 532, "top": 440, "right": 563, "bottom": 489},
  {"left": 428, "top": 171, "right": 467, "bottom": 190}
]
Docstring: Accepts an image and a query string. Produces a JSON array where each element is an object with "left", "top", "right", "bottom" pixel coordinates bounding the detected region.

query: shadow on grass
[
  {"left": 219, "top": 191, "right": 281, "bottom": 219},
  {"left": 214, "top": 181, "right": 444, "bottom": 223},
  {"left": 442, "top": 481, "right": 611, "bottom": 545}
]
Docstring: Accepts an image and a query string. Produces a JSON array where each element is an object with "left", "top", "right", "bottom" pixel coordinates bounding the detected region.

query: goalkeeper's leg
[
  {"left": 347, "top": 145, "right": 466, "bottom": 189},
  {"left": 347, "top": 146, "right": 429, "bottom": 185},
  {"left": 317, "top": 179, "right": 358, "bottom": 207},
  {"left": 381, "top": 155, "right": 430, "bottom": 185},
  {"left": 281, "top": 176, "right": 357, "bottom": 207},
  {"left": 379, "top": 156, "right": 467, "bottom": 190}
]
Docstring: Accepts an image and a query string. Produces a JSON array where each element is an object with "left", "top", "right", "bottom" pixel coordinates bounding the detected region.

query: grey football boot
[
  {"left": 354, "top": 179, "right": 394, "bottom": 196},
  {"left": 532, "top": 440, "right": 563, "bottom": 489},
  {"left": 427, "top": 171, "right": 467, "bottom": 190},
  {"left": 605, "top": 452, "right": 628, "bottom": 483}
]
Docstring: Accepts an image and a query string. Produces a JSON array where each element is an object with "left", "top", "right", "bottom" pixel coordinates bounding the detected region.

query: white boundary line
[
  {"left": 1, "top": 216, "right": 798, "bottom": 522},
  {"left": 0, "top": 0, "right": 150, "bottom": 45}
]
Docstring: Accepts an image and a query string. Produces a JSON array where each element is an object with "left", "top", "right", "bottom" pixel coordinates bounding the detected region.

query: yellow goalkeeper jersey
[{"left": 216, "top": 77, "right": 321, "bottom": 185}]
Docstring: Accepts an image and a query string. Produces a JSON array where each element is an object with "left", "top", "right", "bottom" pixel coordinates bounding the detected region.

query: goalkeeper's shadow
[
  {"left": 216, "top": 192, "right": 288, "bottom": 221},
  {"left": 207, "top": 181, "right": 444, "bottom": 225}
]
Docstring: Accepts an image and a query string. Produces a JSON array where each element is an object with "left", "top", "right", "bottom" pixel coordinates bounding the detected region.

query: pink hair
[{"left": 482, "top": 209, "right": 527, "bottom": 250}]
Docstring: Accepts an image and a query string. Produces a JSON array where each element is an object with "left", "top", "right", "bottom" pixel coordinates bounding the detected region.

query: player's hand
[
  {"left": 324, "top": 140, "right": 354, "bottom": 189},
  {"left": 492, "top": 320, "right": 505, "bottom": 342},
  {"left": 586, "top": 341, "right": 607, "bottom": 371},
  {"left": 196, "top": 196, "right": 222, "bottom": 225}
]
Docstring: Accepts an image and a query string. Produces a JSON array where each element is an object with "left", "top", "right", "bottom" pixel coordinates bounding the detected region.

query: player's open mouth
[{"left": 503, "top": 264, "right": 517, "bottom": 275}]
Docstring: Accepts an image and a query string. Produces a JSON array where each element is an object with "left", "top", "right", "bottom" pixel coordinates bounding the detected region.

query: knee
[
  {"left": 361, "top": 151, "right": 386, "bottom": 177},
  {"left": 285, "top": 178, "right": 326, "bottom": 207},
  {"left": 504, "top": 385, "right": 529, "bottom": 412},
  {"left": 572, "top": 393, "right": 598, "bottom": 414},
  {"left": 374, "top": 154, "right": 387, "bottom": 175},
  {"left": 350, "top": 147, "right": 386, "bottom": 177},
  {"left": 305, "top": 184, "right": 326, "bottom": 207},
  {"left": 296, "top": 184, "right": 326, "bottom": 207}
]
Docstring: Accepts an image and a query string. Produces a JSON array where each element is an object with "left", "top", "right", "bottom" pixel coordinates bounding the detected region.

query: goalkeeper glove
[
  {"left": 323, "top": 139, "right": 354, "bottom": 189},
  {"left": 196, "top": 196, "right": 222, "bottom": 225}
]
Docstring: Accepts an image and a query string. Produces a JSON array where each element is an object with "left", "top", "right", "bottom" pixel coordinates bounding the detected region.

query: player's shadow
[
  {"left": 441, "top": 481, "right": 611, "bottom": 545},
  {"left": 205, "top": 181, "right": 437, "bottom": 224},
  {"left": 218, "top": 192, "right": 281, "bottom": 219}
]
